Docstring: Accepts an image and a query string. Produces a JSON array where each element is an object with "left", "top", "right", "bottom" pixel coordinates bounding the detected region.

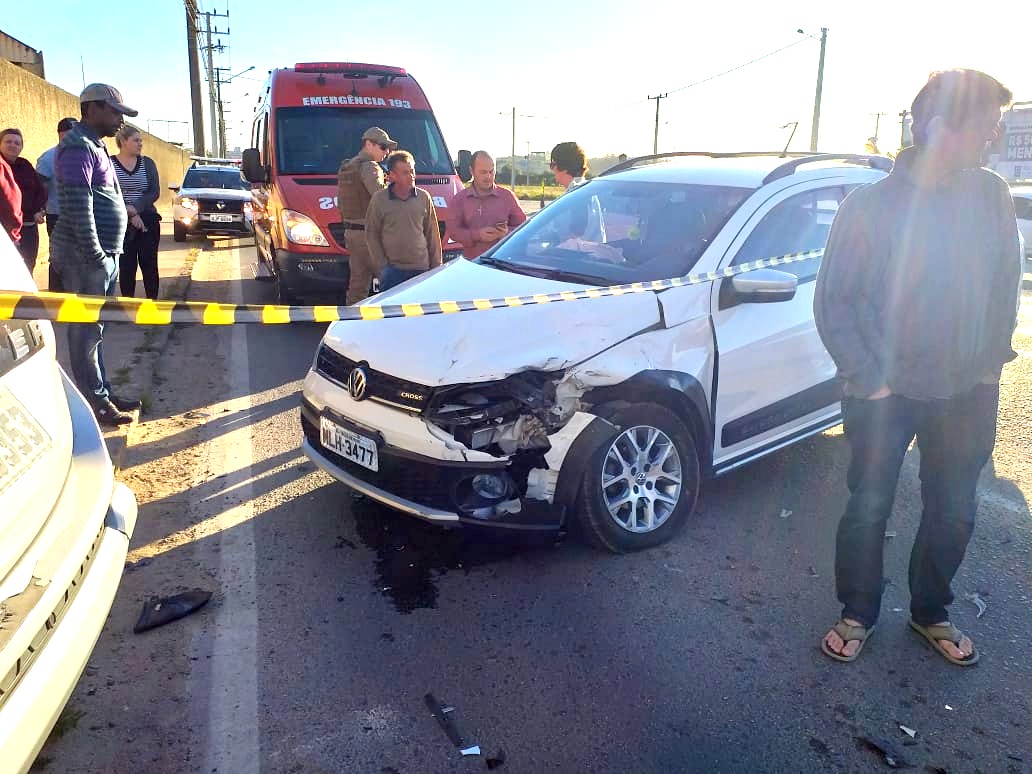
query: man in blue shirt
[
  {"left": 35, "top": 116, "right": 77, "bottom": 292},
  {"left": 52, "top": 84, "right": 141, "bottom": 425}
]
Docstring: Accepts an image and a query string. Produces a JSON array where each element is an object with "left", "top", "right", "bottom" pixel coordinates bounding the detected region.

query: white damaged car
[{"left": 301, "top": 152, "right": 890, "bottom": 552}]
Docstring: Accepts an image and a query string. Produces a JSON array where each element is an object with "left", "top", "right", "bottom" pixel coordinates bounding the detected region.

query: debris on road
[
  {"left": 133, "top": 590, "right": 212, "bottom": 633},
  {"left": 424, "top": 692, "right": 480, "bottom": 757},
  {"left": 486, "top": 749, "right": 506, "bottom": 769},
  {"left": 962, "top": 592, "right": 988, "bottom": 618},
  {"left": 884, "top": 531, "right": 897, "bottom": 539},
  {"left": 899, "top": 725, "right": 917, "bottom": 738},
  {"left": 779, "top": 509, "right": 792, "bottom": 519},
  {"left": 808, "top": 566, "right": 819, "bottom": 578},
  {"left": 944, "top": 705, "right": 954, "bottom": 711},
  {"left": 855, "top": 735, "right": 911, "bottom": 769}
]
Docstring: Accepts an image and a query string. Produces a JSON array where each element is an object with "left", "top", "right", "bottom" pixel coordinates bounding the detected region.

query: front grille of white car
[{"left": 315, "top": 346, "right": 433, "bottom": 412}]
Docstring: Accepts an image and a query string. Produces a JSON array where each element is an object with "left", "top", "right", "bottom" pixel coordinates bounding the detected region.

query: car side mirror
[
  {"left": 721, "top": 268, "right": 798, "bottom": 309},
  {"left": 168, "top": 184, "right": 180, "bottom": 193},
  {"left": 242, "top": 148, "right": 266, "bottom": 183},
  {"left": 456, "top": 149, "right": 472, "bottom": 182}
]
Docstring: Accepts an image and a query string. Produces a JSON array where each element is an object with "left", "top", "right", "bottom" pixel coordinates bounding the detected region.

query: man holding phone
[{"left": 446, "top": 150, "right": 526, "bottom": 259}]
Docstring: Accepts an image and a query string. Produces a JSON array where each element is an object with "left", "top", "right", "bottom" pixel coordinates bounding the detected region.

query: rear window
[
  {"left": 183, "top": 168, "right": 248, "bottom": 190},
  {"left": 275, "top": 107, "right": 453, "bottom": 176},
  {"left": 1013, "top": 195, "right": 1032, "bottom": 220},
  {"left": 481, "top": 180, "right": 753, "bottom": 285}
]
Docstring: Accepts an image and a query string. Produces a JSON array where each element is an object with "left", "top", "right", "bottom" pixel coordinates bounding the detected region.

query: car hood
[
  {"left": 321, "top": 259, "right": 662, "bottom": 386},
  {"left": 178, "top": 187, "right": 253, "bottom": 200}
]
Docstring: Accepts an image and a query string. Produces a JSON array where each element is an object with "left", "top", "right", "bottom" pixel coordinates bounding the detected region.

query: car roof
[
  {"left": 187, "top": 165, "right": 241, "bottom": 174},
  {"left": 599, "top": 152, "right": 892, "bottom": 189}
]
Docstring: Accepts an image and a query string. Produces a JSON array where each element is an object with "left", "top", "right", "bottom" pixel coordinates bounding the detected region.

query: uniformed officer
[{"left": 337, "top": 126, "right": 397, "bottom": 304}]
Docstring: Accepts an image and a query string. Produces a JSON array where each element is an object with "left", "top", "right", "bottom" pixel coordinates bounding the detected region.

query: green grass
[
  {"left": 111, "top": 366, "right": 132, "bottom": 386},
  {"left": 510, "top": 184, "right": 564, "bottom": 201}
]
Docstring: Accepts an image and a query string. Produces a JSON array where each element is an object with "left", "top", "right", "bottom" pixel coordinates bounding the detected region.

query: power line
[{"left": 665, "top": 35, "right": 814, "bottom": 97}]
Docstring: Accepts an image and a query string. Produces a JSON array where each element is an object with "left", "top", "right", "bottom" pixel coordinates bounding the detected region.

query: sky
[{"left": 5, "top": 1, "right": 1032, "bottom": 164}]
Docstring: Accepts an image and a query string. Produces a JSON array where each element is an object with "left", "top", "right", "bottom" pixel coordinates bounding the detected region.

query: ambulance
[{"left": 242, "top": 62, "right": 470, "bottom": 303}]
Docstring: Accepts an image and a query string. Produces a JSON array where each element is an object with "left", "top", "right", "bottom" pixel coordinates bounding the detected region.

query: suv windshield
[
  {"left": 182, "top": 168, "right": 248, "bottom": 190},
  {"left": 479, "top": 180, "right": 753, "bottom": 285},
  {"left": 275, "top": 107, "right": 454, "bottom": 176}
]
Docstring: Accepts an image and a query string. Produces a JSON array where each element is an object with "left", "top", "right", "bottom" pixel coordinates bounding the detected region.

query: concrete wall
[
  {"left": 0, "top": 30, "right": 44, "bottom": 79},
  {"left": 0, "top": 57, "right": 192, "bottom": 210}
]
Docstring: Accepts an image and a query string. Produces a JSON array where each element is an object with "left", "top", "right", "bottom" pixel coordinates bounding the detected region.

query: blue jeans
[
  {"left": 835, "top": 385, "right": 999, "bottom": 627},
  {"left": 379, "top": 264, "right": 423, "bottom": 292},
  {"left": 61, "top": 255, "right": 117, "bottom": 407}
]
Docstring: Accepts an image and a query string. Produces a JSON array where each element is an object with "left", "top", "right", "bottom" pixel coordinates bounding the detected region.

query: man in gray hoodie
[{"left": 814, "top": 69, "right": 1022, "bottom": 665}]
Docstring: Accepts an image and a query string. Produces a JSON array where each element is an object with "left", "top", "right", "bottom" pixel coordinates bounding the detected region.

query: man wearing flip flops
[{"left": 814, "top": 69, "right": 1023, "bottom": 665}]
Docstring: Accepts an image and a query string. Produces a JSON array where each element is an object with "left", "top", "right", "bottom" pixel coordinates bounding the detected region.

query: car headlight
[
  {"left": 178, "top": 196, "right": 199, "bottom": 211},
  {"left": 281, "top": 209, "right": 328, "bottom": 246},
  {"left": 243, "top": 201, "right": 253, "bottom": 216}
]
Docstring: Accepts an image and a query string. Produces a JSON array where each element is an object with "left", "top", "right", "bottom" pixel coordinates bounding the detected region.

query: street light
[{"left": 215, "top": 66, "right": 254, "bottom": 156}]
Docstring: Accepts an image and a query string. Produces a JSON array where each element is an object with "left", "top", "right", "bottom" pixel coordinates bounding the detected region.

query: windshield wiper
[
  {"left": 476, "top": 257, "right": 542, "bottom": 277},
  {"left": 520, "top": 268, "right": 614, "bottom": 286}
]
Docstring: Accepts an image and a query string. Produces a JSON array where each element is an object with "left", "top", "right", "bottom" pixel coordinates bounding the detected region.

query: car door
[{"left": 709, "top": 183, "right": 846, "bottom": 470}]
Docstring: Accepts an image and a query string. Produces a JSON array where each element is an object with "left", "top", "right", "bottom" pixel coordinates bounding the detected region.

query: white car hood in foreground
[{"left": 322, "top": 259, "right": 662, "bottom": 386}]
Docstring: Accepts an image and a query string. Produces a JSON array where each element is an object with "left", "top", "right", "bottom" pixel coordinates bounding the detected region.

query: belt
[{"left": 341, "top": 223, "right": 365, "bottom": 231}]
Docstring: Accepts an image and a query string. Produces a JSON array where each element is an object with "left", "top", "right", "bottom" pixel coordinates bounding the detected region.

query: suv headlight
[
  {"left": 281, "top": 209, "right": 328, "bottom": 246},
  {"left": 179, "top": 196, "right": 199, "bottom": 211}
]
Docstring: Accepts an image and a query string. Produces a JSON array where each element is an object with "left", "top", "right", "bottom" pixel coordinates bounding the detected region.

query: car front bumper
[
  {"left": 275, "top": 249, "right": 350, "bottom": 302},
  {"left": 0, "top": 372, "right": 137, "bottom": 774}
]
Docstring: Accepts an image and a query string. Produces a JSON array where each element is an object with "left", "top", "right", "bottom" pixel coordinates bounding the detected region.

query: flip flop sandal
[
  {"left": 908, "top": 619, "right": 980, "bottom": 666},
  {"left": 820, "top": 620, "right": 875, "bottom": 663}
]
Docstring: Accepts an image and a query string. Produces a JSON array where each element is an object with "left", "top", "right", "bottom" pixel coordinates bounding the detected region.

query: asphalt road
[{"left": 39, "top": 243, "right": 1032, "bottom": 773}]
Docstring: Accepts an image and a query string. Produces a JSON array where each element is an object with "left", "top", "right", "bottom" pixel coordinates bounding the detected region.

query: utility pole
[
  {"left": 510, "top": 107, "right": 516, "bottom": 189},
  {"left": 649, "top": 93, "right": 667, "bottom": 154},
  {"left": 184, "top": 1, "right": 205, "bottom": 155},
  {"left": 200, "top": 8, "right": 229, "bottom": 156},
  {"left": 870, "top": 111, "right": 889, "bottom": 141},
  {"left": 899, "top": 109, "right": 911, "bottom": 149},
  {"left": 809, "top": 27, "right": 828, "bottom": 152}
]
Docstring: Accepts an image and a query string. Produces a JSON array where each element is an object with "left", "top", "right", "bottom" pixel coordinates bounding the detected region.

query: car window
[
  {"left": 482, "top": 180, "right": 754, "bottom": 285},
  {"left": 732, "top": 187, "right": 843, "bottom": 282},
  {"left": 1012, "top": 195, "right": 1032, "bottom": 220},
  {"left": 182, "top": 168, "right": 248, "bottom": 190}
]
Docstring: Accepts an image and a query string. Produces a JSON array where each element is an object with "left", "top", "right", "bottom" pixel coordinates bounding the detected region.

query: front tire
[
  {"left": 173, "top": 222, "right": 187, "bottom": 242},
  {"left": 578, "top": 403, "right": 701, "bottom": 553}
]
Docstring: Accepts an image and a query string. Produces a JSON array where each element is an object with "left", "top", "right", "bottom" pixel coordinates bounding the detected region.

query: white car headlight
[
  {"left": 179, "top": 196, "right": 199, "bottom": 211},
  {"left": 281, "top": 209, "right": 328, "bottom": 246}
]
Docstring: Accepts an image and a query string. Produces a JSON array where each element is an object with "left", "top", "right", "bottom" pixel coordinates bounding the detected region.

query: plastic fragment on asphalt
[
  {"left": 779, "top": 509, "right": 792, "bottom": 519},
  {"left": 899, "top": 725, "right": 917, "bottom": 738},
  {"left": 424, "top": 693, "right": 478, "bottom": 756},
  {"left": 486, "top": 749, "right": 506, "bottom": 769},
  {"left": 962, "top": 592, "right": 988, "bottom": 618},
  {"left": 945, "top": 705, "right": 954, "bottom": 711},
  {"left": 892, "top": 607, "right": 904, "bottom": 613},
  {"left": 808, "top": 566, "right": 819, "bottom": 577},
  {"left": 133, "top": 589, "right": 212, "bottom": 633},
  {"left": 855, "top": 736, "right": 911, "bottom": 769},
  {"left": 884, "top": 531, "right": 897, "bottom": 539}
]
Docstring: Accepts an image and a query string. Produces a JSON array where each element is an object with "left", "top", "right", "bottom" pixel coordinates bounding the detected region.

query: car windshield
[
  {"left": 275, "top": 107, "right": 454, "bottom": 176},
  {"left": 182, "top": 168, "right": 248, "bottom": 190},
  {"left": 477, "top": 180, "right": 754, "bottom": 285}
]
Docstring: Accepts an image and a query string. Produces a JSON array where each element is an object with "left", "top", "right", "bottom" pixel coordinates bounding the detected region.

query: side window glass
[
  {"left": 732, "top": 187, "right": 843, "bottom": 281},
  {"left": 1012, "top": 196, "right": 1032, "bottom": 220}
]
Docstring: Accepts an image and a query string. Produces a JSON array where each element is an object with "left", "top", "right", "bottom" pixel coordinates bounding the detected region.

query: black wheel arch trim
[{"left": 580, "top": 370, "right": 714, "bottom": 475}]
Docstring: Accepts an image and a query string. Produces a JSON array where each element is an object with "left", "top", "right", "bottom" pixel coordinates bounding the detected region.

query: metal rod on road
[{"left": 809, "top": 27, "right": 828, "bottom": 152}]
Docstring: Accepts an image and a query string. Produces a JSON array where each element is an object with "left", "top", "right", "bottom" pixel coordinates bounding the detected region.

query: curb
[{"left": 104, "top": 246, "right": 201, "bottom": 472}]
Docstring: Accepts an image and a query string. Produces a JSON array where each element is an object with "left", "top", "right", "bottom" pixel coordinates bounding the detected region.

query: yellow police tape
[{"left": 0, "top": 249, "right": 823, "bottom": 325}]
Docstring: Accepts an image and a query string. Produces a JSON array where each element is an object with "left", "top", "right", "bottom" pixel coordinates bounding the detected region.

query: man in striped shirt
[{"left": 51, "top": 83, "right": 141, "bottom": 425}]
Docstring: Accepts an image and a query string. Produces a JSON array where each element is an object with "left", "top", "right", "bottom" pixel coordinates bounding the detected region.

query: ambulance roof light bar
[{"left": 294, "top": 62, "right": 407, "bottom": 78}]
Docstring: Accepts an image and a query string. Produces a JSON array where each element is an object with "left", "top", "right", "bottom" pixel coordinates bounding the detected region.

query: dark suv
[{"left": 170, "top": 164, "right": 254, "bottom": 242}]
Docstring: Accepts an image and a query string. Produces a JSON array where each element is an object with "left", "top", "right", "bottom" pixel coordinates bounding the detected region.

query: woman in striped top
[{"left": 113, "top": 125, "right": 161, "bottom": 298}]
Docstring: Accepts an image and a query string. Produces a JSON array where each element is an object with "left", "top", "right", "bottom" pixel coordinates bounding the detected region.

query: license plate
[
  {"left": 0, "top": 387, "right": 52, "bottom": 494},
  {"left": 208, "top": 213, "right": 234, "bottom": 223},
  {"left": 319, "top": 416, "right": 378, "bottom": 472}
]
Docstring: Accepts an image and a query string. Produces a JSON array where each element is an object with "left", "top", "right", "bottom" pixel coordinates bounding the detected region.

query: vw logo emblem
[
  {"left": 347, "top": 366, "right": 368, "bottom": 401},
  {"left": 216, "top": 200, "right": 226, "bottom": 210}
]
